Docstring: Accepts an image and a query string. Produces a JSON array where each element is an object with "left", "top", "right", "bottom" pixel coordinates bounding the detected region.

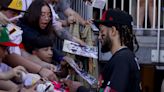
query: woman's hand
[{"left": 67, "top": 15, "right": 77, "bottom": 24}]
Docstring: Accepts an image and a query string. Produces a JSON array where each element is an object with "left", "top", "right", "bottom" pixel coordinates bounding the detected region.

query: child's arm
[
  {"left": 0, "top": 70, "right": 14, "bottom": 80},
  {"left": 0, "top": 90, "right": 7, "bottom": 92},
  {"left": 27, "top": 55, "right": 57, "bottom": 71},
  {"left": 5, "top": 53, "right": 58, "bottom": 81},
  {"left": 0, "top": 80, "right": 19, "bottom": 92}
]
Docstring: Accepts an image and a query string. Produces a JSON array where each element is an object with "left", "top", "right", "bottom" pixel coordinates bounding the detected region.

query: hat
[
  {"left": 0, "top": 0, "right": 33, "bottom": 12},
  {"left": 0, "top": 27, "right": 18, "bottom": 46},
  {"left": 93, "top": 9, "right": 133, "bottom": 28}
]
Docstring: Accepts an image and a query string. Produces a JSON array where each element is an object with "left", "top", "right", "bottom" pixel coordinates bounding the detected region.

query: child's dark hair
[{"left": 26, "top": 36, "right": 53, "bottom": 53}]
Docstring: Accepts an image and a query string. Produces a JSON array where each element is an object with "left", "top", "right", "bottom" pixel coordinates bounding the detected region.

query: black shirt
[
  {"left": 101, "top": 47, "right": 140, "bottom": 92},
  {"left": 77, "top": 47, "right": 140, "bottom": 92}
]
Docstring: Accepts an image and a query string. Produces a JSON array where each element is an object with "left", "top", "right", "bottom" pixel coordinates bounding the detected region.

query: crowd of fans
[
  {"left": 0, "top": 0, "right": 143, "bottom": 92},
  {"left": 0, "top": 0, "right": 91, "bottom": 91}
]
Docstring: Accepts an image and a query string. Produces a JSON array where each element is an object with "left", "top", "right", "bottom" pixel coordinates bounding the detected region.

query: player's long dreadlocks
[{"left": 115, "top": 24, "right": 139, "bottom": 52}]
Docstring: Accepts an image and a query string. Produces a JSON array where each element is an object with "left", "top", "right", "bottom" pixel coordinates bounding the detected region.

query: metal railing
[{"left": 99, "top": 0, "right": 164, "bottom": 30}]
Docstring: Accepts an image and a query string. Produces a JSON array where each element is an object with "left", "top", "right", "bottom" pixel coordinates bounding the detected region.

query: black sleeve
[
  {"left": 109, "top": 57, "right": 130, "bottom": 92},
  {"left": 77, "top": 86, "right": 90, "bottom": 92}
]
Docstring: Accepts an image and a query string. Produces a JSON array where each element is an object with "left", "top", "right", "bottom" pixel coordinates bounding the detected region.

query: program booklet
[
  {"left": 63, "top": 40, "right": 98, "bottom": 59},
  {"left": 65, "top": 57, "right": 97, "bottom": 85}
]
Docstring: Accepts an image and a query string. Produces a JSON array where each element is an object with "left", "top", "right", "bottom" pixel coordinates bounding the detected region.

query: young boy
[{"left": 26, "top": 36, "right": 69, "bottom": 78}]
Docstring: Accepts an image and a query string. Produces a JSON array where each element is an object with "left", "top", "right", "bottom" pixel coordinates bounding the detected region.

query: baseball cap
[
  {"left": 0, "top": 0, "right": 32, "bottom": 12},
  {"left": 0, "top": 27, "right": 18, "bottom": 47},
  {"left": 93, "top": 9, "right": 133, "bottom": 28}
]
